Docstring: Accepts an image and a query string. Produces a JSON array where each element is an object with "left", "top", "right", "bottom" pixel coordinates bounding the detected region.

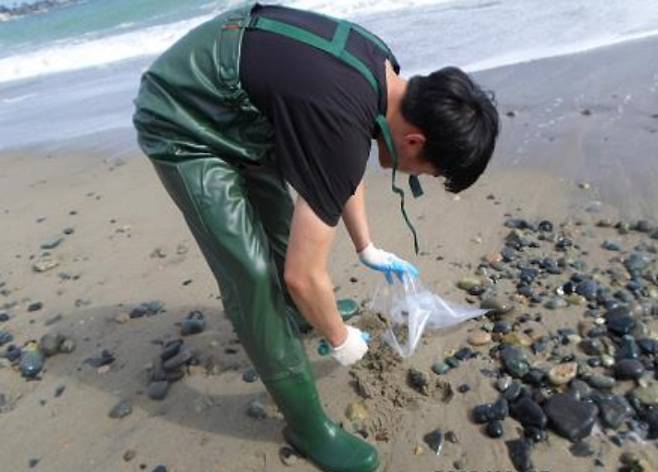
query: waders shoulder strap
[{"left": 249, "top": 15, "right": 420, "bottom": 254}]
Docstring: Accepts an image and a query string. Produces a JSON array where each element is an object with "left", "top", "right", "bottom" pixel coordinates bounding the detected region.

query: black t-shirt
[{"left": 240, "top": 5, "right": 391, "bottom": 226}]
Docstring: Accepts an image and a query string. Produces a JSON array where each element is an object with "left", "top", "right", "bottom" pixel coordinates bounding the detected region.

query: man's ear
[{"left": 405, "top": 132, "right": 426, "bottom": 149}]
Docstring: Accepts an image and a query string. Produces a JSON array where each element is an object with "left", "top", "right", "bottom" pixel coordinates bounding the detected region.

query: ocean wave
[{"left": 0, "top": 0, "right": 79, "bottom": 21}]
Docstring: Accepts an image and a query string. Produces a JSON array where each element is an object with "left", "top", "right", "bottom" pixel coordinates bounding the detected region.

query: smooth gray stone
[{"left": 544, "top": 393, "right": 598, "bottom": 442}]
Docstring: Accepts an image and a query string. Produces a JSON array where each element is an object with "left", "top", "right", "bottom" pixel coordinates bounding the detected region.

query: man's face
[{"left": 378, "top": 133, "right": 440, "bottom": 177}]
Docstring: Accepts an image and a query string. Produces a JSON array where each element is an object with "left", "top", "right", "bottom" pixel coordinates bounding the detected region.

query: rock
[
  {"left": 511, "top": 397, "right": 547, "bottom": 430},
  {"left": 162, "top": 349, "right": 195, "bottom": 371},
  {"left": 467, "top": 331, "right": 492, "bottom": 346},
  {"left": 548, "top": 362, "right": 578, "bottom": 385},
  {"left": 58, "top": 338, "right": 76, "bottom": 353},
  {"left": 616, "top": 335, "right": 640, "bottom": 360},
  {"left": 506, "top": 439, "right": 534, "bottom": 472},
  {"left": 431, "top": 362, "right": 451, "bottom": 375},
  {"left": 39, "top": 333, "right": 63, "bottom": 357},
  {"left": 481, "top": 297, "right": 514, "bottom": 315},
  {"left": 423, "top": 429, "right": 444, "bottom": 456},
  {"left": 566, "top": 294, "right": 587, "bottom": 306},
  {"left": 407, "top": 368, "right": 430, "bottom": 396},
  {"left": 631, "top": 384, "right": 658, "bottom": 406},
  {"left": 587, "top": 375, "right": 616, "bottom": 390},
  {"left": 152, "top": 466, "right": 167, "bottom": 472},
  {"left": 496, "top": 376, "right": 512, "bottom": 392},
  {"left": 20, "top": 350, "right": 44, "bottom": 378},
  {"left": 569, "top": 379, "right": 592, "bottom": 400},
  {"left": 54, "top": 384, "right": 66, "bottom": 397},
  {"left": 614, "top": 359, "right": 645, "bottom": 380},
  {"left": 0, "top": 330, "right": 13, "bottom": 346},
  {"left": 0, "top": 312, "right": 9, "bottom": 322},
  {"left": 545, "top": 297, "right": 568, "bottom": 310},
  {"left": 457, "top": 277, "right": 482, "bottom": 291},
  {"left": 147, "top": 381, "right": 170, "bottom": 401},
  {"left": 493, "top": 321, "right": 512, "bottom": 334},
  {"left": 129, "top": 301, "right": 164, "bottom": 318},
  {"left": 242, "top": 367, "right": 259, "bottom": 383},
  {"left": 543, "top": 393, "right": 598, "bottom": 442},
  {"left": 27, "top": 301, "right": 43, "bottom": 312},
  {"left": 180, "top": 318, "right": 205, "bottom": 336},
  {"left": 123, "top": 450, "right": 136, "bottom": 462},
  {"left": 625, "top": 252, "right": 652, "bottom": 274},
  {"left": 246, "top": 400, "right": 267, "bottom": 420},
  {"left": 602, "top": 240, "right": 621, "bottom": 251},
  {"left": 114, "top": 313, "right": 130, "bottom": 324},
  {"left": 472, "top": 403, "right": 494, "bottom": 424},
  {"left": 597, "top": 394, "right": 632, "bottom": 430},
  {"left": 32, "top": 256, "right": 59, "bottom": 272},
  {"left": 84, "top": 350, "right": 115, "bottom": 368},
  {"left": 345, "top": 401, "right": 368, "bottom": 423},
  {"left": 501, "top": 346, "right": 530, "bottom": 378},
  {"left": 337, "top": 298, "right": 359, "bottom": 320},
  {"left": 491, "top": 398, "right": 509, "bottom": 420},
  {"left": 579, "top": 338, "right": 604, "bottom": 356},
  {"left": 109, "top": 400, "right": 133, "bottom": 419},
  {"left": 606, "top": 314, "right": 636, "bottom": 336},
  {"left": 486, "top": 420, "right": 503, "bottom": 438},
  {"left": 503, "top": 382, "right": 523, "bottom": 402},
  {"left": 569, "top": 441, "right": 595, "bottom": 458},
  {"left": 160, "top": 339, "right": 183, "bottom": 361},
  {"left": 41, "top": 236, "right": 64, "bottom": 250},
  {"left": 279, "top": 446, "right": 300, "bottom": 466}
]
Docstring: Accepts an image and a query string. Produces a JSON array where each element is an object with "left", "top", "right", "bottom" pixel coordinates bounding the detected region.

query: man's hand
[
  {"left": 358, "top": 243, "right": 419, "bottom": 283},
  {"left": 330, "top": 325, "right": 368, "bottom": 366}
]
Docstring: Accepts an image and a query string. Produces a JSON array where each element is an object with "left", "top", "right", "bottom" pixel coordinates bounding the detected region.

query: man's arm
[
  {"left": 284, "top": 196, "right": 347, "bottom": 347},
  {"left": 341, "top": 180, "right": 371, "bottom": 252}
]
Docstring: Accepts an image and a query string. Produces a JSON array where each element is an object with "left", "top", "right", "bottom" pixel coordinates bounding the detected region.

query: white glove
[
  {"left": 358, "top": 243, "right": 419, "bottom": 284},
  {"left": 330, "top": 325, "right": 368, "bottom": 366}
]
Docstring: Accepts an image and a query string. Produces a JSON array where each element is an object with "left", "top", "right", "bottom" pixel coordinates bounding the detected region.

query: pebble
[
  {"left": 544, "top": 393, "right": 598, "bottom": 442},
  {"left": 431, "top": 362, "right": 451, "bottom": 375},
  {"left": 0, "top": 312, "right": 9, "bottom": 322},
  {"left": 123, "top": 450, "right": 136, "bottom": 462},
  {"left": 147, "top": 381, "right": 170, "bottom": 401},
  {"left": 501, "top": 346, "right": 530, "bottom": 378},
  {"left": 457, "top": 277, "right": 481, "bottom": 291},
  {"left": 27, "top": 301, "right": 43, "bottom": 312},
  {"left": 242, "top": 367, "right": 259, "bottom": 383},
  {"left": 506, "top": 439, "right": 534, "bottom": 472},
  {"left": 246, "top": 400, "right": 267, "bottom": 420},
  {"left": 0, "top": 330, "right": 13, "bottom": 346},
  {"left": 41, "top": 236, "right": 64, "bottom": 250},
  {"left": 631, "top": 384, "right": 658, "bottom": 406},
  {"left": 58, "top": 338, "right": 76, "bottom": 353},
  {"left": 480, "top": 297, "right": 514, "bottom": 315},
  {"left": 40, "top": 333, "right": 63, "bottom": 357},
  {"left": 180, "top": 318, "right": 205, "bottom": 336},
  {"left": 569, "top": 441, "right": 595, "bottom": 458},
  {"left": 279, "top": 446, "right": 300, "bottom": 466},
  {"left": 602, "top": 240, "right": 621, "bottom": 251},
  {"left": 467, "top": 331, "right": 492, "bottom": 346},
  {"left": 496, "top": 376, "right": 512, "bottom": 392},
  {"left": 423, "top": 429, "right": 444, "bottom": 456},
  {"left": 614, "top": 359, "right": 645, "bottom": 380},
  {"left": 486, "top": 420, "right": 503, "bottom": 438},
  {"left": 152, "top": 466, "right": 167, "bottom": 472},
  {"left": 548, "top": 362, "right": 578, "bottom": 385},
  {"left": 109, "top": 400, "right": 133, "bottom": 419},
  {"left": 407, "top": 368, "right": 430, "bottom": 396},
  {"left": 345, "top": 401, "right": 369, "bottom": 423},
  {"left": 597, "top": 394, "right": 632, "bottom": 429},
  {"left": 32, "top": 256, "right": 60, "bottom": 272},
  {"left": 510, "top": 397, "right": 547, "bottom": 430},
  {"left": 20, "top": 350, "right": 44, "bottom": 379},
  {"left": 587, "top": 375, "right": 616, "bottom": 390},
  {"left": 545, "top": 297, "right": 568, "bottom": 310},
  {"left": 162, "top": 349, "right": 195, "bottom": 371}
]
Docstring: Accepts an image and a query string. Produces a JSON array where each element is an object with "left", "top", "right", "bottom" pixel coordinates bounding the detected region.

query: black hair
[{"left": 400, "top": 66, "right": 499, "bottom": 193}]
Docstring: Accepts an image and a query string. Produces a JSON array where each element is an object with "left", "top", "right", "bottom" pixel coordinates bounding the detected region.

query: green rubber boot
[{"left": 268, "top": 371, "right": 379, "bottom": 472}]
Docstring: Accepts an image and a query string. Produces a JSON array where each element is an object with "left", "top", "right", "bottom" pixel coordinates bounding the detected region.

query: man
[{"left": 133, "top": 3, "right": 499, "bottom": 472}]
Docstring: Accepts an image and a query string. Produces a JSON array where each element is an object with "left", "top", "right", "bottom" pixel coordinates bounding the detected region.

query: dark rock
[
  {"left": 569, "top": 441, "right": 595, "bottom": 458},
  {"left": 614, "top": 359, "right": 645, "bottom": 380},
  {"left": 41, "top": 236, "right": 64, "bottom": 249},
  {"left": 501, "top": 347, "right": 530, "bottom": 378},
  {"left": 0, "top": 330, "right": 13, "bottom": 346},
  {"left": 493, "top": 321, "right": 512, "bottom": 334},
  {"left": 472, "top": 403, "right": 494, "bottom": 424},
  {"left": 407, "top": 368, "right": 430, "bottom": 396},
  {"left": 486, "top": 420, "right": 503, "bottom": 438},
  {"left": 129, "top": 300, "right": 164, "bottom": 318},
  {"left": 579, "top": 338, "right": 604, "bottom": 356},
  {"left": 523, "top": 368, "right": 546, "bottom": 386},
  {"left": 109, "top": 400, "right": 132, "bottom": 419},
  {"left": 606, "top": 314, "right": 636, "bottom": 336},
  {"left": 54, "top": 384, "right": 66, "bottom": 397},
  {"left": 20, "top": 350, "right": 44, "bottom": 378},
  {"left": 510, "top": 397, "right": 547, "bottom": 430},
  {"left": 160, "top": 339, "right": 183, "bottom": 361},
  {"left": 491, "top": 398, "right": 509, "bottom": 420},
  {"left": 616, "top": 335, "right": 640, "bottom": 360},
  {"left": 523, "top": 426, "right": 546, "bottom": 443},
  {"left": 596, "top": 394, "right": 632, "bottom": 430},
  {"left": 246, "top": 400, "right": 267, "bottom": 419},
  {"left": 537, "top": 220, "right": 553, "bottom": 232},
  {"left": 180, "top": 318, "right": 205, "bottom": 336},
  {"left": 242, "top": 367, "right": 259, "bottom": 383},
  {"left": 423, "top": 429, "right": 444, "bottom": 456},
  {"left": 504, "top": 382, "right": 523, "bottom": 402},
  {"left": 454, "top": 347, "right": 473, "bottom": 361},
  {"left": 638, "top": 338, "right": 658, "bottom": 355},
  {"left": 587, "top": 375, "right": 616, "bottom": 390},
  {"left": 602, "top": 240, "right": 621, "bottom": 251},
  {"left": 162, "top": 349, "right": 195, "bottom": 371},
  {"left": 446, "top": 356, "right": 461, "bottom": 368},
  {"left": 457, "top": 384, "right": 471, "bottom": 394},
  {"left": 543, "top": 393, "right": 598, "bottom": 442},
  {"left": 147, "top": 381, "right": 170, "bottom": 401},
  {"left": 29, "top": 458, "right": 40, "bottom": 468},
  {"left": 0, "top": 312, "right": 9, "bottom": 322},
  {"left": 624, "top": 252, "right": 652, "bottom": 274},
  {"left": 569, "top": 379, "right": 592, "bottom": 400},
  {"left": 84, "top": 349, "right": 115, "bottom": 368},
  {"left": 39, "top": 333, "right": 63, "bottom": 357},
  {"left": 431, "top": 362, "right": 451, "bottom": 375},
  {"left": 506, "top": 439, "right": 534, "bottom": 472},
  {"left": 152, "top": 466, "right": 167, "bottom": 472},
  {"left": 27, "top": 301, "right": 43, "bottom": 312}
]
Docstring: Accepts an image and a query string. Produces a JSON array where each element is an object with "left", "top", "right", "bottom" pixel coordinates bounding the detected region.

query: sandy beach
[{"left": 0, "top": 35, "right": 657, "bottom": 472}]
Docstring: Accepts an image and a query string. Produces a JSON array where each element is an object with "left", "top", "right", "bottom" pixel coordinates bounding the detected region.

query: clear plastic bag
[{"left": 370, "top": 275, "right": 487, "bottom": 358}]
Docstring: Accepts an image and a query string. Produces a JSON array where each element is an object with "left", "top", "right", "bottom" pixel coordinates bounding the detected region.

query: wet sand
[{"left": 0, "top": 36, "right": 657, "bottom": 471}]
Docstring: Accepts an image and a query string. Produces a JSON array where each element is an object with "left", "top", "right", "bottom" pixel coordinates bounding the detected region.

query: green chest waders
[{"left": 132, "top": 4, "right": 422, "bottom": 471}]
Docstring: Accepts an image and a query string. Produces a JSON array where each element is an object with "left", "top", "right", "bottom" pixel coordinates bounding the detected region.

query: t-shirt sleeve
[{"left": 270, "top": 95, "right": 371, "bottom": 226}]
